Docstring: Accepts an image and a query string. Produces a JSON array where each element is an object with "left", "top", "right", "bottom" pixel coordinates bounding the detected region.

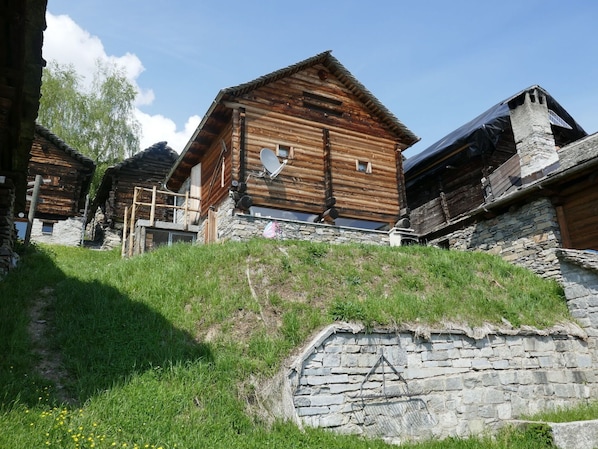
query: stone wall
[
  {"left": 259, "top": 250, "right": 598, "bottom": 445},
  {"left": 283, "top": 323, "right": 595, "bottom": 445},
  {"left": 208, "top": 198, "right": 393, "bottom": 246},
  {"left": 428, "top": 198, "right": 563, "bottom": 280},
  {"left": 30, "top": 217, "right": 84, "bottom": 246},
  {"left": 0, "top": 178, "right": 17, "bottom": 276}
]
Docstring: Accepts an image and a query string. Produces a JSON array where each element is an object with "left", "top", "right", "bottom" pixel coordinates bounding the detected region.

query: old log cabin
[
  {"left": 165, "top": 51, "right": 419, "bottom": 243},
  {"left": 404, "top": 85, "right": 598, "bottom": 278},
  {"left": 89, "top": 141, "right": 179, "bottom": 243},
  {"left": 0, "top": 0, "right": 47, "bottom": 274},
  {"left": 22, "top": 124, "right": 95, "bottom": 245}
]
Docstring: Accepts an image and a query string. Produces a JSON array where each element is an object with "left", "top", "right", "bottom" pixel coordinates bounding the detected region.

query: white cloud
[
  {"left": 43, "top": 12, "right": 196, "bottom": 154},
  {"left": 135, "top": 111, "right": 201, "bottom": 154}
]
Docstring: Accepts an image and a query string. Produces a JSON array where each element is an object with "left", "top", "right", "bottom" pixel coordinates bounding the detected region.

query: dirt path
[{"left": 27, "top": 286, "right": 76, "bottom": 405}]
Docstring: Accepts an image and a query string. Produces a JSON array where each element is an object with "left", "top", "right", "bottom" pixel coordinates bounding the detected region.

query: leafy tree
[{"left": 38, "top": 60, "right": 141, "bottom": 196}]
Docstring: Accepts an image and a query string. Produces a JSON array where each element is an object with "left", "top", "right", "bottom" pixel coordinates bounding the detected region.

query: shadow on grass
[{"left": 0, "top": 245, "right": 212, "bottom": 408}]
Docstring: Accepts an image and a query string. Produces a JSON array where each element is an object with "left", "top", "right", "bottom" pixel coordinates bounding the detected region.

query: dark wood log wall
[
  {"left": 28, "top": 134, "right": 94, "bottom": 218},
  {"left": 408, "top": 130, "right": 518, "bottom": 236},
  {"left": 556, "top": 175, "right": 598, "bottom": 250},
  {"left": 105, "top": 147, "right": 177, "bottom": 225},
  {"left": 226, "top": 64, "right": 403, "bottom": 225}
]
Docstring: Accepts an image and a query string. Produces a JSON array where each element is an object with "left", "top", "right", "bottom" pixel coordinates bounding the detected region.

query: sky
[{"left": 42, "top": 1, "right": 598, "bottom": 160}]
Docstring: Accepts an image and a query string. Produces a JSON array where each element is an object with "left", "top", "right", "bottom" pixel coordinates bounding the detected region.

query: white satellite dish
[{"left": 260, "top": 148, "right": 287, "bottom": 179}]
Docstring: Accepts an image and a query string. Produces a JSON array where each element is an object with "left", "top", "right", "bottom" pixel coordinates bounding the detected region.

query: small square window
[
  {"left": 356, "top": 160, "right": 372, "bottom": 173},
  {"left": 277, "top": 144, "right": 293, "bottom": 159},
  {"left": 42, "top": 222, "right": 54, "bottom": 235}
]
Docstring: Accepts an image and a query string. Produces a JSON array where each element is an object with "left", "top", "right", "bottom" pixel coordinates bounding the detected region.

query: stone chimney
[{"left": 509, "top": 88, "right": 559, "bottom": 182}]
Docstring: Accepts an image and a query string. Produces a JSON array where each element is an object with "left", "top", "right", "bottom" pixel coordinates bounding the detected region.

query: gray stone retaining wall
[
  {"left": 286, "top": 324, "right": 595, "bottom": 445},
  {"left": 214, "top": 198, "right": 391, "bottom": 246},
  {"left": 428, "top": 198, "right": 563, "bottom": 281},
  {"left": 30, "top": 217, "right": 84, "bottom": 246},
  {"left": 259, "top": 250, "right": 598, "bottom": 446}
]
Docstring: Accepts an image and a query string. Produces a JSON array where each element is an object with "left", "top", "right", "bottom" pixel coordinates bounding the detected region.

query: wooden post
[
  {"left": 24, "top": 174, "right": 42, "bottom": 246},
  {"left": 128, "top": 187, "right": 138, "bottom": 257},
  {"left": 184, "top": 191, "right": 189, "bottom": 230},
  {"left": 122, "top": 206, "right": 128, "bottom": 258},
  {"left": 555, "top": 205, "right": 571, "bottom": 249},
  {"left": 150, "top": 185, "right": 157, "bottom": 226}
]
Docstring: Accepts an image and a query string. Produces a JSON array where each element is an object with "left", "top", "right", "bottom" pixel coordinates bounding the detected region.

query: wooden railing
[{"left": 122, "top": 186, "right": 200, "bottom": 257}]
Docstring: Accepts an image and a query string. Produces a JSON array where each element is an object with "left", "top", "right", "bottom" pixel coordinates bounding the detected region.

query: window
[
  {"left": 277, "top": 144, "right": 294, "bottom": 159},
  {"left": 356, "top": 160, "right": 372, "bottom": 174},
  {"left": 41, "top": 221, "right": 54, "bottom": 235}
]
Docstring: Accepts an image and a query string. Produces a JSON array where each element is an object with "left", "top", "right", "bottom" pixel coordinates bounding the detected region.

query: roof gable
[
  {"left": 167, "top": 51, "right": 418, "bottom": 190},
  {"left": 91, "top": 141, "right": 178, "bottom": 212},
  {"left": 34, "top": 124, "right": 96, "bottom": 169}
]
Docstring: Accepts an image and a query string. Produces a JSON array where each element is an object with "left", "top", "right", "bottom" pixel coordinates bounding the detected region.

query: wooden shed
[
  {"left": 21, "top": 124, "right": 95, "bottom": 244},
  {"left": 90, "top": 141, "right": 179, "bottom": 230},
  {"left": 28, "top": 124, "right": 95, "bottom": 218},
  {"left": 404, "top": 85, "right": 587, "bottom": 238},
  {"left": 0, "top": 0, "right": 46, "bottom": 273},
  {"left": 166, "top": 51, "right": 419, "bottom": 237}
]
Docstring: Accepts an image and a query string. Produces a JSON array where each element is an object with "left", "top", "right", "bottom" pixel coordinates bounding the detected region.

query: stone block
[
  {"left": 310, "top": 395, "right": 345, "bottom": 406},
  {"left": 319, "top": 413, "right": 346, "bottom": 428},
  {"left": 305, "top": 374, "right": 349, "bottom": 386},
  {"left": 297, "top": 406, "right": 329, "bottom": 416},
  {"left": 491, "top": 359, "right": 510, "bottom": 370},
  {"left": 322, "top": 354, "right": 341, "bottom": 367},
  {"left": 471, "top": 358, "right": 491, "bottom": 370}
]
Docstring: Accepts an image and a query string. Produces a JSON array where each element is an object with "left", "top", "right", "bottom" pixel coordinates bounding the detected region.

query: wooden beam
[
  {"left": 149, "top": 186, "right": 156, "bottom": 226},
  {"left": 394, "top": 143, "right": 407, "bottom": 219},
  {"left": 555, "top": 205, "right": 571, "bottom": 249},
  {"left": 322, "top": 128, "right": 334, "bottom": 208}
]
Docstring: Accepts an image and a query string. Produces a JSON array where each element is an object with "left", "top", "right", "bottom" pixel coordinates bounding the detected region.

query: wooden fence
[{"left": 122, "top": 186, "right": 200, "bottom": 257}]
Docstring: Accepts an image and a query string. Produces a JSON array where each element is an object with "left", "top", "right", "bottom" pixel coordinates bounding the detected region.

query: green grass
[{"left": 0, "top": 239, "right": 578, "bottom": 448}]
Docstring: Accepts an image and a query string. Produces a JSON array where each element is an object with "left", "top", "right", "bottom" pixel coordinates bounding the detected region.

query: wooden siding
[
  {"left": 28, "top": 134, "right": 94, "bottom": 218},
  {"left": 97, "top": 144, "right": 178, "bottom": 226},
  {"left": 198, "top": 124, "right": 232, "bottom": 216},
  {"left": 232, "top": 65, "right": 403, "bottom": 224},
  {"left": 558, "top": 178, "right": 598, "bottom": 250},
  {"left": 407, "top": 131, "right": 518, "bottom": 236}
]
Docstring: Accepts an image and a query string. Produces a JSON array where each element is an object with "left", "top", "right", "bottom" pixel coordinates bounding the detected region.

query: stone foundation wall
[
  {"left": 0, "top": 179, "right": 17, "bottom": 276},
  {"left": 30, "top": 217, "right": 85, "bottom": 246},
  {"left": 286, "top": 323, "right": 594, "bottom": 445},
  {"left": 260, "top": 250, "right": 598, "bottom": 445},
  {"left": 209, "top": 198, "right": 391, "bottom": 246},
  {"left": 428, "top": 198, "right": 563, "bottom": 280}
]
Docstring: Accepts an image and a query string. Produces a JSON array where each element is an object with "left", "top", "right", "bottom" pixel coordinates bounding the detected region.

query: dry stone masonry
[
  {"left": 260, "top": 250, "right": 598, "bottom": 446},
  {"left": 429, "top": 198, "right": 563, "bottom": 281}
]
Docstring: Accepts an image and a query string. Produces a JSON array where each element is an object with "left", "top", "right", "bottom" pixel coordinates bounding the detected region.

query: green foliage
[
  {"left": 38, "top": 60, "right": 142, "bottom": 196},
  {"left": 527, "top": 400, "right": 598, "bottom": 422},
  {"left": 330, "top": 299, "right": 367, "bottom": 322}
]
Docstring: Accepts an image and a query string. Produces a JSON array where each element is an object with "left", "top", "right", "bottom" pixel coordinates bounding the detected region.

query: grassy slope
[{"left": 0, "top": 240, "right": 574, "bottom": 448}]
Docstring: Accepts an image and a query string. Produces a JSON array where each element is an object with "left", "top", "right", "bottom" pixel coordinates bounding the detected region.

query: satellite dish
[{"left": 260, "top": 148, "right": 287, "bottom": 179}]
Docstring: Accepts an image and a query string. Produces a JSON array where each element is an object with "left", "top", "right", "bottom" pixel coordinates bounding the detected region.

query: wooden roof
[
  {"left": 404, "top": 85, "right": 587, "bottom": 181},
  {"left": 91, "top": 141, "right": 178, "bottom": 214},
  {"left": 33, "top": 124, "right": 96, "bottom": 209},
  {"left": 34, "top": 123, "right": 96, "bottom": 169},
  {"left": 166, "top": 50, "right": 419, "bottom": 191}
]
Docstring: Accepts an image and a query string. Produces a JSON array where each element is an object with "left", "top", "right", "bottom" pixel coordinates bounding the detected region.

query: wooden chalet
[
  {"left": 404, "top": 85, "right": 598, "bottom": 251},
  {"left": 404, "top": 86, "right": 587, "bottom": 237},
  {"left": 90, "top": 141, "right": 179, "bottom": 236},
  {"left": 0, "top": 0, "right": 47, "bottom": 274},
  {"left": 21, "top": 124, "right": 95, "bottom": 245},
  {"left": 165, "top": 50, "right": 419, "bottom": 243}
]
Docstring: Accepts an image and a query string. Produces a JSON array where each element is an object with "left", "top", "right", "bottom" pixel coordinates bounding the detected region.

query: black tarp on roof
[{"left": 404, "top": 85, "right": 587, "bottom": 181}]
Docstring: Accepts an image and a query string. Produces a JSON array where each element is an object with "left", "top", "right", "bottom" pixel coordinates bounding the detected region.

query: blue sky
[{"left": 44, "top": 0, "right": 598, "bottom": 158}]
